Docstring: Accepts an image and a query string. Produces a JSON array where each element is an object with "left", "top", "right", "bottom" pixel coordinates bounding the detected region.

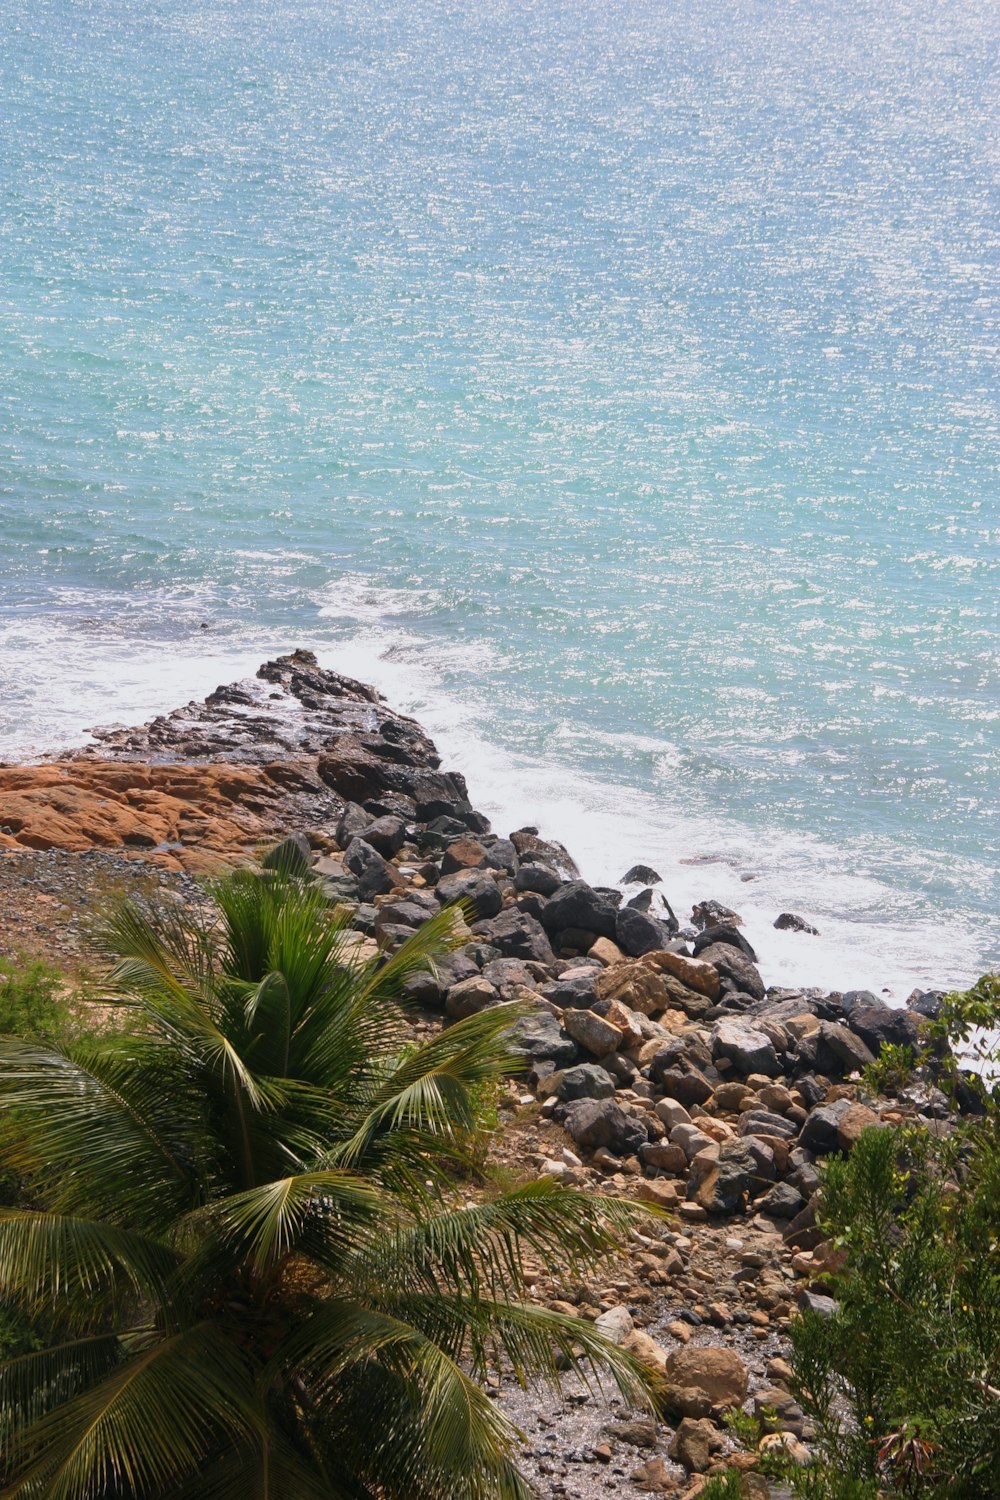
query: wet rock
[
  {"left": 622, "top": 864, "right": 662, "bottom": 885},
  {"left": 514, "top": 863, "right": 562, "bottom": 897},
  {"left": 692, "top": 925, "right": 757, "bottom": 961},
  {"left": 774, "top": 912, "right": 819, "bottom": 935},
  {"left": 510, "top": 828, "right": 580, "bottom": 879},
  {"left": 691, "top": 900, "right": 743, "bottom": 930},
  {"left": 540, "top": 881, "right": 619, "bottom": 942},
  {"left": 616, "top": 904, "right": 677, "bottom": 955},
  {"left": 698, "top": 943, "right": 766, "bottom": 1002}
]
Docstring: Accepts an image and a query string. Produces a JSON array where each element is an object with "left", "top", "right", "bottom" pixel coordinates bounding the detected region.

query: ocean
[{"left": 1, "top": 0, "right": 998, "bottom": 997}]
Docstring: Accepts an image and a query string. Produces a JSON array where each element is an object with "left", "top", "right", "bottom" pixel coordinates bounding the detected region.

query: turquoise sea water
[{"left": 1, "top": 0, "right": 998, "bottom": 994}]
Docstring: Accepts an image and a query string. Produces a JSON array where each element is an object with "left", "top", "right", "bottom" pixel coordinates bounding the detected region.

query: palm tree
[{"left": 0, "top": 864, "right": 651, "bottom": 1498}]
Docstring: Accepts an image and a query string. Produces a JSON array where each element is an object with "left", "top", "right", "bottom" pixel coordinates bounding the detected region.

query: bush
[
  {"left": 777, "top": 973, "right": 1000, "bottom": 1499},
  {"left": 0, "top": 956, "right": 67, "bottom": 1042}
]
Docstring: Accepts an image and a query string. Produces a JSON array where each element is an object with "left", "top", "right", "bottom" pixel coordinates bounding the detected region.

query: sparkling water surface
[{"left": 1, "top": 0, "right": 998, "bottom": 994}]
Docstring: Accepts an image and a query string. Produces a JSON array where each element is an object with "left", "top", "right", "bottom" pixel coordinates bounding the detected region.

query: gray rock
[
  {"left": 818, "top": 1021, "right": 876, "bottom": 1074},
  {"left": 712, "top": 1020, "right": 779, "bottom": 1077},
  {"left": 594, "top": 1305, "right": 634, "bottom": 1344},
  {"left": 563, "top": 1098, "right": 648, "bottom": 1155},
  {"left": 539, "top": 881, "right": 619, "bottom": 941},
  {"left": 698, "top": 943, "right": 766, "bottom": 1002},
  {"left": 513, "top": 863, "right": 562, "bottom": 897},
  {"left": 798, "top": 1098, "right": 854, "bottom": 1156},
  {"left": 798, "top": 1289, "right": 839, "bottom": 1319},
  {"left": 358, "top": 815, "right": 407, "bottom": 858},
  {"left": 759, "top": 1182, "right": 806, "bottom": 1218},
  {"left": 344, "top": 838, "right": 397, "bottom": 900},
  {"left": 691, "top": 900, "right": 743, "bottom": 931},
  {"left": 622, "top": 864, "right": 662, "bottom": 885},
  {"left": 737, "top": 1110, "right": 798, "bottom": 1140},
  {"left": 509, "top": 1011, "right": 578, "bottom": 1065},
  {"left": 774, "top": 912, "right": 819, "bottom": 935},
  {"left": 475, "top": 909, "right": 556, "bottom": 965},
  {"left": 616, "top": 904, "right": 677, "bottom": 955},
  {"left": 562, "top": 1008, "right": 623, "bottom": 1058},
  {"left": 435, "top": 869, "right": 503, "bottom": 920},
  {"left": 552, "top": 1063, "right": 617, "bottom": 1101},
  {"left": 849, "top": 1005, "right": 923, "bottom": 1056},
  {"left": 540, "top": 972, "right": 599, "bottom": 1009}
]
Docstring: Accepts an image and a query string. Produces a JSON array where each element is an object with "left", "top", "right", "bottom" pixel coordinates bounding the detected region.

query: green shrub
[
  {"left": 0, "top": 956, "right": 68, "bottom": 1042},
  {"left": 780, "top": 971, "right": 1000, "bottom": 1499}
]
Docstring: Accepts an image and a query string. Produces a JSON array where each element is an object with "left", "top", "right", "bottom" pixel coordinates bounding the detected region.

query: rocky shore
[{"left": 0, "top": 650, "right": 969, "bottom": 1498}]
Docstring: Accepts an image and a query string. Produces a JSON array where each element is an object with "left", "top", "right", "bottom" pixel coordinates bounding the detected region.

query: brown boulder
[{"left": 662, "top": 1346, "right": 748, "bottom": 1411}]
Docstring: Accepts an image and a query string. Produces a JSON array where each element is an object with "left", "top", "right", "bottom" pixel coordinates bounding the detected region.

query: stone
[
  {"left": 616, "top": 904, "right": 677, "bottom": 955},
  {"left": 849, "top": 1005, "right": 923, "bottom": 1056},
  {"left": 603, "top": 1418, "right": 658, "bottom": 1449},
  {"left": 662, "top": 1346, "right": 748, "bottom": 1411},
  {"left": 594, "top": 1305, "right": 634, "bottom": 1344},
  {"left": 344, "top": 838, "right": 398, "bottom": 900},
  {"left": 668, "top": 1417, "right": 718, "bottom": 1473},
  {"left": 622, "top": 863, "right": 662, "bottom": 885},
  {"left": 444, "top": 976, "right": 498, "bottom": 1020},
  {"left": 774, "top": 911, "right": 819, "bottom": 935},
  {"left": 798, "top": 1098, "right": 854, "bottom": 1155},
  {"left": 636, "top": 1178, "right": 681, "bottom": 1209},
  {"left": 817, "top": 1021, "right": 876, "bottom": 1074},
  {"left": 712, "top": 1021, "right": 779, "bottom": 1077},
  {"left": 540, "top": 881, "right": 619, "bottom": 941},
  {"left": 562, "top": 1098, "right": 648, "bottom": 1155},
  {"left": 647, "top": 948, "right": 722, "bottom": 999},
  {"left": 737, "top": 1110, "right": 798, "bottom": 1140},
  {"left": 691, "top": 899, "right": 743, "bottom": 930},
  {"left": 692, "top": 924, "right": 757, "bottom": 961},
  {"left": 513, "top": 862, "right": 562, "bottom": 896},
  {"left": 475, "top": 908, "right": 556, "bottom": 964},
  {"left": 798, "top": 1289, "right": 839, "bottom": 1318},
  {"left": 510, "top": 828, "right": 580, "bottom": 879},
  {"left": 357, "top": 815, "right": 407, "bottom": 858},
  {"left": 652, "top": 1058, "right": 716, "bottom": 1109},
  {"left": 509, "top": 1011, "right": 578, "bottom": 1065},
  {"left": 639, "top": 1140, "right": 689, "bottom": 1174},
  {"left": 837, "top": 1102, "right": 882, "bottom": 1152},
  {"left": 589, "top": 936, "right": 626, "bottom": 967},
  {"left": 551, "top": 1063, "right": 617, "bottom": 1102},
  {"left": 694, "top": 1140, "right": 762, "bottom": 1215},
  {"left": 699, "top": 942, "right": 766, "bottom": 1001},
  {"left": 439, "top": 837, "right": 488, "bottom": 874},
  {"left": 758, "top": 1182, "right": 806, "bottom": 1218},
  {"left": 261, "top": 833, "right": 313, "bottom": 877},
  {"left": 435, "top": 869, "right": 503, "bottom": 920},
  {"left": 562, "top": 1008, "right": 624, "bottom": 1058}
]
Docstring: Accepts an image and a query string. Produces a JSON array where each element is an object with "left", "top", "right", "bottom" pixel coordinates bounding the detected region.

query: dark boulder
[
  {"left": 691, "top": 900, "right": 743, "bottom": 931},
  {"left": 509, "top": 1011, "right": 578, "bottom": 1066},
  {"left": 435, "top": 869, "right": 503, "bottom": 920},
  {"left": 358, "top": 815, "right": 407, "bottom": 858},
  {"left": 344, "top": 838, "right": 397, "bottom": 900},
  {"left": 692, "top": 926, "right": 757, "bottom": 961},
  {"left": 552, "top": 1063, "right": 617, "bottom": 1101},
  {"left": 540, "top": 881, "right": 619, "bottom": 941},
  {"left": 798, "top": 1098, "right": 854, "bottom": 1156},
  {"left": 475, "top": 909, "right": 556, "bottom": 965},
  {"left": 514, "top": 864, "right": 563, "bottom": 897},
  {"left": 622, "top": 864, "right": 662, "bottom": 885},
  {"left": 616, "top": 904, "right": 677, "bottom": 956},
  {"left": 774, "top": 912, "right": 819, "bottom": 935},
  {"left": 261, "top": 834, "right": 313, "bottom": 879},
  {"left": 697, "top": 944, "right": 765, "bottom": 1003},
  {"left": 562, "top": 1098, "right": 649, "bottom": 1156},
  {"left": 849, "top": 1005, "right": 923, "bottom": 1056},
  {"left": 510, "top": 828, "right": 580, "bottom": 880}
]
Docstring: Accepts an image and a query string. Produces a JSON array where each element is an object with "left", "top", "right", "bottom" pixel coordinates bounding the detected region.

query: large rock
[
  {"left": 540, "top": 881, "right": 619, "bottom": 941},
  {"left": 693, "top": 1140, "right": 762, "bottom": 1215},
  {"left": 712, "top": 1020, "right": 780, "bottom": 1077},
  {"left": 344, "top": 837, "right": 398, "bottom": 900},
  {"left": 562, "top": 1099, "right": 648, "bottom": 1156},
  {"left": 798, "top": 1098, "right": 854, "bottom": 1156},
  {"left": 444, "top": 976, "right": 498, "bottom": 1020},
  {"left": 615, "top": 904, "right": 676, "bottom": 956},
  {"left": 475, "top": 909, "right": 556, "bottom": 965},
  {"left": 648, "top": 950, "right": 722, "bottom": 1000},
  {"left": 668, "top": 1417, "right": 719, "bottom": 1474},
  {"left": 509, "top": 1011, "right": 578, "bottom": 1065},
  {"left": 551, "top": 1063, "right": 617, "bottom": 1101},
  {"left": 562, "top": 1008, "right": 624, "bottom": 1058},
  {"left": 849, "top": 1005, "right": 923, "bottom": 1056},
  {"left": 510, "top": 828, "right": 580, "bottom": 879},
  {"left": 817, "top": 1021, "right": 876, "bottom": 1074},
  {"left": 650, "top": 1055, "right": 715, "bottom": 1108},
  {"left": 698, "top": 943, "right": 766, "bottom": 1002},
  {"left": 662, "top": 1346, "right": 748, "bottom": 1412},
  {"left": 513, "top": 863, "right": 562, "bottom": 897},
  {"left": 357, "top": 814, "right": 407, "bottom": 858},
  {"left": 435, "top": 869, "right": 503, "bottom": 920},
  {"left": 692, "top": 925, "right": 757, "bottom": 960}
]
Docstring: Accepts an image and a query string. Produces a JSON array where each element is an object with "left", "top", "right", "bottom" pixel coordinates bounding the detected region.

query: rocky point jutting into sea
[{"left": 0, "top": 650, "right": 972, "bottom": 1498}]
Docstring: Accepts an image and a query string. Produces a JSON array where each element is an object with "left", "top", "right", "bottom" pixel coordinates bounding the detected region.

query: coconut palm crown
[{"left": 0, "top": 862, "right": 651, "bottom": 1499}]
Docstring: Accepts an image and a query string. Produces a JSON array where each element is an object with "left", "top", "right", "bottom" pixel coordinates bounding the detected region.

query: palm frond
[
  {"left": 185, "top": 1171, "right": 381, "bottom": 1276},
  {"left": 0, "top": 1211, "right": 178, "bottom": 1324},
  {"left": 2, "top": 1323, "right": 260, "bottom": 1500}
]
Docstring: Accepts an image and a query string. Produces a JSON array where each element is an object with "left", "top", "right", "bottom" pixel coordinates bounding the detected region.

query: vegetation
[
  {"left": 0, "top": 956, "right": 68, "bottom": 1044},
  {"left": 766, "top": 975, "right": 1000, "bottom": 1500},
  {"left": 0, "top": 867, "right": 652, "bottom": 1499}
]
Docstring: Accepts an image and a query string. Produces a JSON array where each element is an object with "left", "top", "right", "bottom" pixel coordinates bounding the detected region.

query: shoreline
[{"left": 0, "top": 645, "right": 976, "bottom": 999}]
